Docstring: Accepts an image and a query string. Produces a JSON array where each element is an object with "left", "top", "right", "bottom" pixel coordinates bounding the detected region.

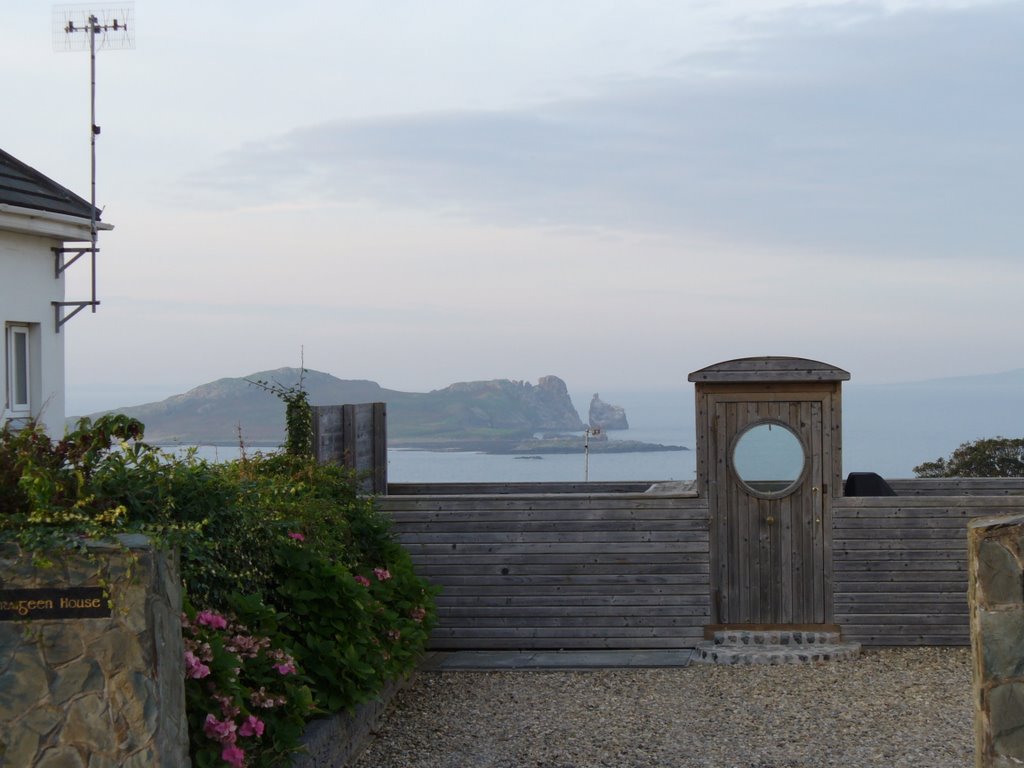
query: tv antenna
[{"left": 50, "top": 3, "right": 134, "bottom": 330}]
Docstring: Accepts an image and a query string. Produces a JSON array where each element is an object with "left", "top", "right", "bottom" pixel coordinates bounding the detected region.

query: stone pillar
[
  {"left": 969, "top": 514, "right": 1024, "bottom": 768},
  {"left": 0, "top": 534, "right": 188, "bottom": 767}
]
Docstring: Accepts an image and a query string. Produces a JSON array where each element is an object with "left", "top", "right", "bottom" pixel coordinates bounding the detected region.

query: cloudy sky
[{"left": 4, "top": 1, "right": 1022, "bottom": 413}]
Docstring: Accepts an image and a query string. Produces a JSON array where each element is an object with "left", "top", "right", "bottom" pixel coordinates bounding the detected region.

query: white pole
[
  {"left": 584, "top": 428, "right": 590, "bottom": 482},
  {"left": 89, "top": 15, "right": 98, "bottom": 311}
]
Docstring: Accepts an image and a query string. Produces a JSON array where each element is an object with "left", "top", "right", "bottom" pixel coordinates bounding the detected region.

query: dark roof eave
[{"left": 0, "top": 148, "right": 100, "bottom": 221}]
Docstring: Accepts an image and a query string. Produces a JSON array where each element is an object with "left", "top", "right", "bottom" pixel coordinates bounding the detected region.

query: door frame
[{"left": 689, "top": 358, "right": 849, "bottom": 629}]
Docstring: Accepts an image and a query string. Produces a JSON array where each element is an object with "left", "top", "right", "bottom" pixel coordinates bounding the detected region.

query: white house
[{"left": 0, "top": 148, "right": 111, "bottom": 435}]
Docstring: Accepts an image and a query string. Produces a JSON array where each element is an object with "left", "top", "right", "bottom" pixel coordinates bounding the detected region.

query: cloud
[{"left": 196, "top": 2, "right": 1024, "bottom": 261}]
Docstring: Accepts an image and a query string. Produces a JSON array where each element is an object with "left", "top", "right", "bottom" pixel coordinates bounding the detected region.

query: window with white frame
[{"left": 6, "top": 324, "right": 31, "bottom": 416}]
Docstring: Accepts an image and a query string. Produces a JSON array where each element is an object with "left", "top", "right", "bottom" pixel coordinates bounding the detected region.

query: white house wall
[{"left": 1, "top": 229, "right": 65, "bottom": 434}]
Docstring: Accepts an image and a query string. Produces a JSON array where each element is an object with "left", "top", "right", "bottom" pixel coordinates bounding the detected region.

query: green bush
[
  {"left": 914, "top": 437, "right": 1024, "bottom": 478},
  {"left": 0, "top": 416, "right": 438, "bottom": 765},
  {"left": 260, "top": 536, "right": 434, "bottom": 712}
]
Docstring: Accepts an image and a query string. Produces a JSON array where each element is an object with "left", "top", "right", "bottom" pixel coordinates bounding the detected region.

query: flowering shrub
[
  {"left": 243, "top": 531, "right": 437, "bottom": 713},
  {"left": 182, "top": 603, "right": 313, "bottom": 768},
  {"left": 0, "top": 420, "right": 439, "bottom": 762}
]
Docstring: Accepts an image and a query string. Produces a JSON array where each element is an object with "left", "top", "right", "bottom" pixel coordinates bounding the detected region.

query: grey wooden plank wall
[
  {"left": 313, "top": 403, "right": 387, "bottom": 494},
  {"left": 389, "top": 481, "right": 655, "bottom": 496},
  {"left": 833, "top": 495, "right": 1024, "bottom": 645},
  {"left": 380, "top": 492, "right": 711, "bottom": 650},
  {"left": 884, "top": 478, "right": 1024, "bottom": 496}
]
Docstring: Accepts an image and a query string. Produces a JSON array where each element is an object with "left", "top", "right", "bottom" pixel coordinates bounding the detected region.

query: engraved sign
[{"left": 0, "top": 587, "right": 111, "bottom": 620}]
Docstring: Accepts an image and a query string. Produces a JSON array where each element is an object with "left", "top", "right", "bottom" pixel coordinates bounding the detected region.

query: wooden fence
[
  {"left": 381, "top": 486, "right": 711, "bottom": 650},
  {"left": 313, "top": 403, "right": 387, "bottom": 494},
  {"left": 834, "top": 494, "right": 1024, "bottom": 645},
  {"left": 885, "top": 478, "right": 1024, "bottom": 496},
  {"left": 382, "top": 478, "right": 1024, "bottom": 649}
]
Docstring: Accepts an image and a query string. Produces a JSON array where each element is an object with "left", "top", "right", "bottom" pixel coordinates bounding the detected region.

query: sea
[
  {"left": 180, "top": 424, "right": 696, "bottom": 484},
  {"left": 170, "top": 379, "right": 1024, "bottom": 483}
]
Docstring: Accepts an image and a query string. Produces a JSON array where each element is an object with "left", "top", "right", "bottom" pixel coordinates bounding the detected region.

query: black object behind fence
[{"left": 844, "top": 472, "right": 897, "bottom": 497}]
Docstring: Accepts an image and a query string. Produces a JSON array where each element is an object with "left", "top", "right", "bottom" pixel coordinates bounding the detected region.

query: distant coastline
[
  {"left": 156, "top": 438, "right": 689, "bottom": 456},
  {"left": 390, "top": 437, "right": 688, "bottom": 455}
]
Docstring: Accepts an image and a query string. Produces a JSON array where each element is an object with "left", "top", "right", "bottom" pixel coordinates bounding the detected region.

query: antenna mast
[{"left": 51, "top": 3, "right": 134, "bottom": 330}]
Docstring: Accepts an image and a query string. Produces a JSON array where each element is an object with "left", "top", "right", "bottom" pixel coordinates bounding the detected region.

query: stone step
[
  {"left": 691, "top": 629, "right": 861, "bottom": 665},
  {"left": 711, "top": 630, "right": 841, "bottom": 647}
]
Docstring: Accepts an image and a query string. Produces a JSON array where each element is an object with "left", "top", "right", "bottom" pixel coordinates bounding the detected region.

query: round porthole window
[{"left": 730, "top": 421, "right": 807, "bottom": 499}]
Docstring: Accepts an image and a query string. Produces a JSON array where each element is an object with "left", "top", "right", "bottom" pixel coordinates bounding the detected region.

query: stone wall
[
  {"left": 294, "top": 675, "right": 413, "bottom": 768},
  {"left": 0, "top": 534, "right": 188, "bottom": 767},
  {"left": 969, "top": 514, "right": 1024, "bottom": 767}
]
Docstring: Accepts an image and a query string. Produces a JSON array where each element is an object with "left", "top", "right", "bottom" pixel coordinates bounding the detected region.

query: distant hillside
[{"left": 83, "top": 368, "right": 586, "bottom": 445}]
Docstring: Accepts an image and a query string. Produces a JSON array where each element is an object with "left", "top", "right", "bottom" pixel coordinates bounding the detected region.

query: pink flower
[
  {"left": 387, "top": 629, "right": 401, "bottom": 641},
  {"left": 250, "top": 687, "right": 286, "bottom": 709},
  {"left": 410, "top": 607, "right": 426, "bottom": 623},
  {"left": 226, "top": 633, "right": 267, "bottom": 658},
  {"left": 373, "top": 567, "right": 391, "bottom": 582},
  {"left": 214, "top": 694, "right": 240, "bottom": 719},
  {"left": 199, "top": 642, "right": 214, "bottom": 662},
  {"left": 274, "top": 661, "right": 297, "bottom": 675},
  {"left": 287, "top": 532, "right": 305, "bottom": 542},
  {"left": 239, "top": 715, "right": 265, "bottom": 738},
  {"left": 184, "top": 650, "right": 211, "bottom": 679},
  {"left": 221, "top": 743, "right": 246, "bottom": 767},
  {"left": 196, "top": 611, "right": 229, "bottom": 631},
  {"left": 354, "top": 575, "right": 371, "bottom": 587},
  {"left": 203, "top": 714, "right": 237, "bottom": 743}
]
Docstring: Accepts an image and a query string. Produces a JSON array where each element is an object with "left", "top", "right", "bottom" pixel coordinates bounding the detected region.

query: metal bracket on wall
[{"left": 52, "top": 246, "right": 100, "bottom": 331}]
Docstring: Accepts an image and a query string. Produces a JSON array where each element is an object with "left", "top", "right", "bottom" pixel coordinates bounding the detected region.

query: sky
[{"left": 4, "top": 0, "right": 1023, "bottom": 414}]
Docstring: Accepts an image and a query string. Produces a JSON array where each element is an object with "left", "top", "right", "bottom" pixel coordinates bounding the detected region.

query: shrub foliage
[
  {"left": 914, "top": 437, "right": 1024, "bottom": 478},
  {"left": 0, "top": 415, "right": 437, "bottom": 767}
]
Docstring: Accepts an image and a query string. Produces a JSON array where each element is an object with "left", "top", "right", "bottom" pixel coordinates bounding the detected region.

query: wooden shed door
[{"left": 710, "top": 397, "right": 831, "bottom": 624}]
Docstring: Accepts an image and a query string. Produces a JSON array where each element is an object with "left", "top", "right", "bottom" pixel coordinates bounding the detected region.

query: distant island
[
  {"left": 75, "top": 367, "right": 688, "bottom": 455},
  {"left": 392, "top": 437, "right": 687, "bottom": 455}
]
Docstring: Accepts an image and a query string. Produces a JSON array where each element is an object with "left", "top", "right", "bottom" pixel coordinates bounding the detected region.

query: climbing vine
[{"left": 247, "top": 369, "right": 313, "bottom": 458}]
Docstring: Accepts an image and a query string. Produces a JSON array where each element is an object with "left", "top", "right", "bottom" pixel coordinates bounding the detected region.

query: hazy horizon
[
  {"left": 7, "top": 2, "right": 1022, "bottom": 407},
  {"left": 65, "top": 361, "right": 1024, "bottom": 418},
  {"left": 63, "top": 363, "right": 1024, "bottom": 478}
]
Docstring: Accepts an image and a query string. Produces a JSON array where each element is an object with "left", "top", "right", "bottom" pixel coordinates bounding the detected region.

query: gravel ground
[{"left": 351, "top": 647, "right": 972, "bottom": 768}]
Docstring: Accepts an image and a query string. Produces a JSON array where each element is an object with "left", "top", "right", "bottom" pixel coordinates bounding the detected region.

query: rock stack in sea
[{"left": 589, "top": 393, "right": 629, "bottom": 430}]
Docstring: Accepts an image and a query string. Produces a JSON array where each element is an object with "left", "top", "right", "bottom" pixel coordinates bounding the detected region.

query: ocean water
[
  {"left": 179, "top": 426, "right": 697, "bottom": 484},
  {"left": 389, "top": 443, "right": 696, "bottom": 485},
  {"left": 173, "top": 379, "right": 1024, "bottom": 483}
]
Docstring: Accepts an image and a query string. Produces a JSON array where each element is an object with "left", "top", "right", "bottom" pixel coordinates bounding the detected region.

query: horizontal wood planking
[
  {"left": 388, "top": 481, "right": 658, "bottom": 496},
  {"left": 381, "top": 493, "right": 710, "bottom": 650},
  {"left": 688, "top": 357, "right": 849, "bottom": 383},
  {"left": 884, "top": 478, "right": 1024, "bottom": 496},
  {"left": 833, "top": 496, "right": 1024, "bottom": 645},
  {"left": 383, "top": 488, "right": 1024, "bottom": 649},
  {"left": 383, "top": 495, "right": 700, "bottom": 512}
]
